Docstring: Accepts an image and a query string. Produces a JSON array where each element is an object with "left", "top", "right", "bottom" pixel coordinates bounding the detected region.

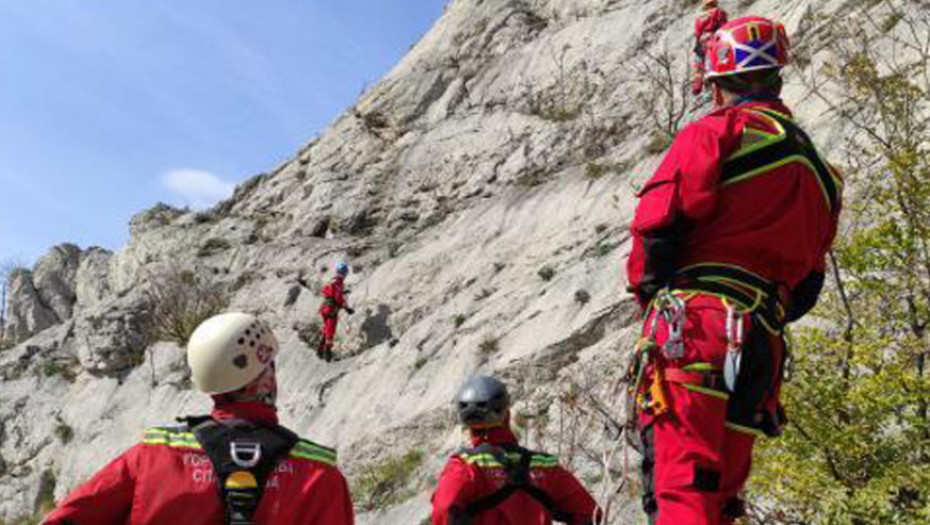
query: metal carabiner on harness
[
  {"left": 658, "top": 291, "right": 686, "bottom": 360},
  {"left": 723, "top": 302, "right": 744, "bottom": 392}
]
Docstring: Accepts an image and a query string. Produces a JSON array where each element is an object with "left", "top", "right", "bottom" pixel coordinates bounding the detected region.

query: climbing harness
[
  {"left": 181, "top": 416, "right": 299, "bottom": 525},
  {"left": 453, "top": 444, "right": 572, "bottom": 525}
]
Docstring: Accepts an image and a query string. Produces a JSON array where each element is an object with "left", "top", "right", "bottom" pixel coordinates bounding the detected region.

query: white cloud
[{"left": 162, "top": 169, "right": 235, "bottom": 209}]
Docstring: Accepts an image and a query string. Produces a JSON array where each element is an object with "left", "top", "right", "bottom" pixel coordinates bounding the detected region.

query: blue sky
[{"left": 0, "top": 0, "right": 448, "bottom": 265}]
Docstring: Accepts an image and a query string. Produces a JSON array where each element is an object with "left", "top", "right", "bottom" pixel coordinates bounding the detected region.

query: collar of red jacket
[
  {"left": 470, "top": 425, "right": 518, "bottom": 447},
  {"left": 211, "top": 400, "right": 279, "bottom": 425}
]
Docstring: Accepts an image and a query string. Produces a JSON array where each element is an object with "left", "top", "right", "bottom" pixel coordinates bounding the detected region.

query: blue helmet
[{"left": 335, "top": 262, "right": 350, "bottom": 277}]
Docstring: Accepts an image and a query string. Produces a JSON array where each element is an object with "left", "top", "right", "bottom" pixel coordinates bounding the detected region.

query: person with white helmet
[
  {"left": 317, "top": 262, "right": 354, "bottom": 362},
  {"left": 44, "top": 312, "right": 355, "bottom": 525}
]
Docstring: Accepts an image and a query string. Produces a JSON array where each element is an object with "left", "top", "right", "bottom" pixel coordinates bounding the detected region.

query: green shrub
[
  {"left": 585, "top": 162, "right": 609, "bottom": 179},
  {"left": 193, "top": 210, "right": 216, "bottom": 224},
  {"left": 197, "top": 238, "right": 231, "bottom": 258},
  {"left": 646, "top": 133, "right": 670, "bottom": 154},
  {"left": 353, "top": 449, "right": 424, "bottom": 510},
  {"left": 881, "top": 12, "right": 903, "bottom": 32},
  {"left": 574, "top": 289, "right": 591, "bottom": 306},
  {"left": 54, "top": 421, "right": 74, "bottom": 444},
  {"left": 537, "top": 265, "right": 556, "bottom": 282},
  {"left": 40, "top": 357, "right": 78, "bottom": 382},
  {"left": 452, "top": 314, "right": 467, "bottom": 329},
  {"left": 479, "top": 335, "right": 499, "bottom": 355}
]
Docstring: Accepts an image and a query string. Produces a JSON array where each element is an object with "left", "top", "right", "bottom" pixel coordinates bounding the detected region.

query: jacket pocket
[{"left": 632, "top": 171, "right": 680, "bottom": 234}]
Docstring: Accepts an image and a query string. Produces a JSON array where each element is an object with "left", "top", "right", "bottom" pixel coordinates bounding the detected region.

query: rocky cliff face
[{"left": 0, "top": 0, "right": 911, "bottom": 522}]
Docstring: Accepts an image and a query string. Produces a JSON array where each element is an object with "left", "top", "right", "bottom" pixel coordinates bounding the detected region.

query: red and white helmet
[{"left": 705, "top": 16, "right": 790, "bottom": 79}]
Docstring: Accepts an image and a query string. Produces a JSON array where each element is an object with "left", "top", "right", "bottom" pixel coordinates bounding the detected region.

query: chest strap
[
  {"left": 454, "top": 444, "right": 576, "bottom": 524},
  {"left": 184, "top": 416, "right": 299, "bottom": 525},
  {"left": 722, "top": 108, "right": 841, "bottom": 212}
]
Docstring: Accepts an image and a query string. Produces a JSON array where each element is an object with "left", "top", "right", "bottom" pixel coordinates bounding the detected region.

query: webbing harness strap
[
  {"left": 456, "top": 444, "right": 575, "bottom": 524},
  {"left": 185, "top": 417, "right": 299, "bottom": 525},
  {"left": 675, "top": 264, "right": 786, "bottom": 333},
  {"left": 721, "top": 109, "right": 841, "bottom": 212}
]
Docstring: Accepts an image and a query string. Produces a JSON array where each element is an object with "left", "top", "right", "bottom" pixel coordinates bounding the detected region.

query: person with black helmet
[{"left": 431, "top": 376, "right": 601, "bottom": 524}]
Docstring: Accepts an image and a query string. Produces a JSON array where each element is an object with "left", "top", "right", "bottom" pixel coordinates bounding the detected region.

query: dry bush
[
  {"left": 632, "top": 45, "right": 691, "bottom": 142},
  {"left": 142, "top": 265, "right": 229, "bottom": 345},
  {"left": 517, "top": 359, "right": 636, "bottom": 524}
]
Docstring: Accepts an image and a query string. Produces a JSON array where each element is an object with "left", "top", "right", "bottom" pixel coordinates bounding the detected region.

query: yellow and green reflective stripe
[
  {"left": 726, "top": 116, "right": 785, "bottom": 161},
  {"left": 725, "top": 422, "right": 766, "bottom": 438},
  {"left": 289, "top": 442, "right": 337, "bottom": 466},
  {"left": 143, "top": 428, "right": 202, "bottom": 450},
  {"left": 530, "top": 455, "right": 559, "bottom": 468},
  {"left": 682, "top": 383, "right": 730, "bottom": 400},
  {"left": 682, "top": 362, "right": 718, "bottom": 372},
  {"left": 460, "top": 452, "right": 559, "bottom": 469}
]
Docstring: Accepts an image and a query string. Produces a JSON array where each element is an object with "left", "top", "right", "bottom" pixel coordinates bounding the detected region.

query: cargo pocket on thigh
[{"left": 663, "top": 371, "right": 730, "bottom": 491}]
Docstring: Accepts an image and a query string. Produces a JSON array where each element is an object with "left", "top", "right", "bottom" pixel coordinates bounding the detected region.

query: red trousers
[
  {"left": 638, "top": 293, "right": 779, "bottom": 525},
  {"left": 322, "top": 316, "right": 338, "bottom": 341}
]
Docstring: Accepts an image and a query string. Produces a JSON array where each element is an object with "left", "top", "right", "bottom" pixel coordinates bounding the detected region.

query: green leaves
[{"left": 749, "top": 4, "right": 930, "bottom": 523}]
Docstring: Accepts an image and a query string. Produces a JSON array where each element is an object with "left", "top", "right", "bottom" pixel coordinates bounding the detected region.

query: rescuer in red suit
[
  {"left": 431, "top": 376, "right": 601, "bottom": 525},
  {"left": 626, "top": 16, "right": 842, "bottom": 525},
  {"left": 44, "top": 313, "right": 354, "bottom": 525},
  {"left": 318, "top": 262, "right": 354, "bottom": 362},
  {"left": 692, "top": 0, "right": 730, "bottom": 95}
]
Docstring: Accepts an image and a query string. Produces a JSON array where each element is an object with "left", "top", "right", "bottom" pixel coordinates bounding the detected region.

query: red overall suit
[
  {"left": 318, "top": 276, "right": 350, "bottom": 360},
  {"left": 626, "top": 100, "right": 842, "bottom": 524},
  {"left": 692, "top": 8, "right": 729, "bottom": 95},
  {"left": 431, "top": 427, "right": 600, "bottom": 525},
  {"left": 43, "top": 402, "right": 354, "bottom": 525}
]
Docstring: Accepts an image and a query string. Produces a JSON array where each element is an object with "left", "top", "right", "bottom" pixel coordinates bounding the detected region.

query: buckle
[{"left": 230, "top": 441, "right": 262, "bottom": 468}]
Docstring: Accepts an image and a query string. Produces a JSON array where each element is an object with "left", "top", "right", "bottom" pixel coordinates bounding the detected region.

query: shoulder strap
[
  {"left": 721, "top": 109, "right": 840, "bottom": 212},
  {"left": 458, "top": 444, "right": 574, "bottom": 524},
  {"left": 184, "top": 416, "right": 299, "bottom": 525}
]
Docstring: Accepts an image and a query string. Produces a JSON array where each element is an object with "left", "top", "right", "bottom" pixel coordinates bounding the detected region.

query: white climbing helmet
[{"left": 187, "top": 312, "right": 279, "bottom": 395}]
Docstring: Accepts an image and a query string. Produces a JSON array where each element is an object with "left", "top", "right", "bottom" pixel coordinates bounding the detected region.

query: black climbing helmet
[{"left": 456, "top": 376, "right": 510, "bottom": 427}]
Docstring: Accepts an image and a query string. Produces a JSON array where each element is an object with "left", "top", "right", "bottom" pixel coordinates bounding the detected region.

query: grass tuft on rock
[{"left": 354, "top": 449, "right": 424, "bottom": 511}]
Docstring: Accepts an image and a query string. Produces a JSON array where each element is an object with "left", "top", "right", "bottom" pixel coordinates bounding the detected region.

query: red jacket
[
  {"left": 694, "top": 8, "right": 728, "bottom": 44},
  {"left": 627, "top": 100, "right": 842, "bottom": 312},
  {"left": 431, "top": 427, "right": 599, "bottom": 525},
  {"left": 319, "top": 277, "right": 348, "bottom": 317},
  {"left": 43, "top": 402, "right": 354, "bottom": 525}
]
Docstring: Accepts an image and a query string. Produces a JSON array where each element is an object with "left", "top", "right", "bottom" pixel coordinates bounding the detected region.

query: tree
[{"left": 749, "top": 2, "right": 930, "bottom": 523}]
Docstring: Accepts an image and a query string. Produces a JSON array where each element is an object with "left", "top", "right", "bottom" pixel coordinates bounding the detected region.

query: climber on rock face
[
  {"left": 626, "top": 16, "right": 842, "bottom": 525},
  {"left": 43, "top": 312, "right": 354, "bottom": 525},
  {"left": 431, "top": 376, "right": 602, "bottom": 525},
  {"left": 692, "top": 0, "right": 729, "bottom": 96},
  {"left": 317, "top": 262, "right": 354, "bottom": 363}
]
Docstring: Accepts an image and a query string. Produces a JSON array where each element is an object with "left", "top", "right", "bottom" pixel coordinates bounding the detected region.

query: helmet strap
[{"left": 216, "top": 364, "right": 278, "bottom": 406}]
